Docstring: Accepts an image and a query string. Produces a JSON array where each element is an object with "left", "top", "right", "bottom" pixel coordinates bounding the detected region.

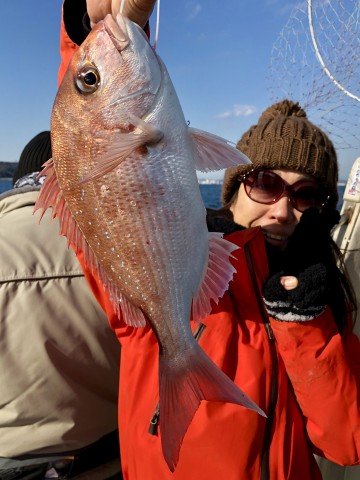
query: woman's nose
[{"left": 270, "top": 195, "right": 296, "bottom": 223}]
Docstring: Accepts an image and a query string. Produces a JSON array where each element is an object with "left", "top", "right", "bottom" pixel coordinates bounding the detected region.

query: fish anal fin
[
  {"left": 80, "top": 117, "right": 163, "bottom": 184},
  {"left": 191, "top": 232, "right": 238, "bottom": 323},
  {"left": 111, "top": 287, "right": 147, "bottom": 328},
  {"left": 159, "top": 345, "right": 265, "bottom": 471},
  {"left": 189, "top": 127, "right": 251, "bottom": 172},
  {"left": 86, "top": 258, "right": 147, "bottom": 328}
]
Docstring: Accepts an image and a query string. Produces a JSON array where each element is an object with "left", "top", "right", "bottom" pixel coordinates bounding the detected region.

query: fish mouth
[{"left": 103, "top": 13, "right": 130, "bottom": 51}]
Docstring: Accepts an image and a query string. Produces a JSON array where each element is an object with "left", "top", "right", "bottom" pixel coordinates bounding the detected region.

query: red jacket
[
  {"left": 77, "top": 228, "right": 359, "bottom": 479},
  {"left": 59, "top": 10, "right": 360, "bottom": 479}
]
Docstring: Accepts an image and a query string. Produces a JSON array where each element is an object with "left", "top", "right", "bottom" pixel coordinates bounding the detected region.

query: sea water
[
  {"left": 0, "top": 179, "right": 346, "bottom": 210},
  {"left": 0, "top": 179, "right": 12, "bottom": 195}
]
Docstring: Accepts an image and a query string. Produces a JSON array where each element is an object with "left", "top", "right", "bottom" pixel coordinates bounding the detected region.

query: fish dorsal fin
[
  {"left": 189, "top": 127, "right": 251, "bottom": 172},
  {"left": 81, "top": 115, "right": 163, "bottom": 184},
  {"left": 191, "top": 232, "right": 238, "bottom": 322},
  {"left": 34, "top": 159, "right": 146, "bottom": 328}
]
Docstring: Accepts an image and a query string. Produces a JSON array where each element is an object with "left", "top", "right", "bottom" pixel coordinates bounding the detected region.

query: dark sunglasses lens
[
  {"left": 291, "top": 186, "right": 326, "bottom": 212},
  {"left": 246, "top": 171, "right": 283, "bottom": 204}
]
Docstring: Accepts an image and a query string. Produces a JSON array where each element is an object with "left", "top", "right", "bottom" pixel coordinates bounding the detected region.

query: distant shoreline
[
  {"left": 199, "top": 179, "right": 348, "bottom": 186},
  {"left": 0, "top": 177, "right": 349, "bottom": 185}
]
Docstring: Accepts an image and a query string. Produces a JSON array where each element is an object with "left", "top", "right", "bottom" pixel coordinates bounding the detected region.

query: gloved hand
[
  {"left": 282, "top": 207, "right": 340, "bottom": 277},
  {"left": 263, "top": 207, "right": 340, "bottom": 322}
]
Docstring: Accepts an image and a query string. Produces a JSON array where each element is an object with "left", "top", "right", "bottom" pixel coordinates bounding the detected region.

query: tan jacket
[{"left": 0, "top": 188, "right": 120, "bottom": 457}]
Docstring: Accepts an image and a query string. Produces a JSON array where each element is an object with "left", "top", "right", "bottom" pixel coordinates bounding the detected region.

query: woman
[{"left": 59, "top": 2, "right": 360, "bottom": 479}]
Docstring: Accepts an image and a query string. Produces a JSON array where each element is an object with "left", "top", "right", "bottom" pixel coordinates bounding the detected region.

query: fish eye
[{"left": 76, "top": 65, "right": 100, "bottom": 94}]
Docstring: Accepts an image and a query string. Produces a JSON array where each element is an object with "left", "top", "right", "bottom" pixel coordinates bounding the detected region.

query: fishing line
[{"left": 153, "top": 0, "right": 161, "bottom": 51}]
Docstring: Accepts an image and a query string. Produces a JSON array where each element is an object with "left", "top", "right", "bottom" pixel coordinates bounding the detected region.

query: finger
[
  {"left": 280, "top": 276, "right": 299, "bottom": 291},
  {"left": 111, "top": 0, "right": 121, "bottom": 17},
  {"left": 122, "top": 0, "right": 156, "bottom": 27}
]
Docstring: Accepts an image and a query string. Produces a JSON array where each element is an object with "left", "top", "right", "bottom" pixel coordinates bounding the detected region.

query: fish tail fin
[{"left": 159, "top": 346, "right": 265, "bottom": 471}]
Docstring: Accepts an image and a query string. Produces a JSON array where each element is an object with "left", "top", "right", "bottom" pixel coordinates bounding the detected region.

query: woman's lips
[
  {"left": 262, "top": 229, "right": 291, "bottom": 250},
  {"left": 263, "top": 230, "right": 289, "bottom": 242}
]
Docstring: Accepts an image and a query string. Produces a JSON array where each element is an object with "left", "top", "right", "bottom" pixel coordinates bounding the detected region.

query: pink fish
[{"left": 35, "top": 13, "right": 264, "bottom": 471}]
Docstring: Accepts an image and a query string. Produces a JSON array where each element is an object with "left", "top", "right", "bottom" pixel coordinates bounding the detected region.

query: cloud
[
  {"left": 216, "top": 104, "right": 257, "bottom": 119},
  {"left": 187, "top": 3, "right": 201, "bottom": 21},
  {"left": 265, "top": 0, "right": 303, "bottom": 16}
]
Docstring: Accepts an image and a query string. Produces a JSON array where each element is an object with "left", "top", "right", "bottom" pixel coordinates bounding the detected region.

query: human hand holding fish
[
  {"left": 86, "top": 0, "right": 155, "bottom": 27},
  {"left": 35, "top": 12, "right": 265, "bottom": 472}
]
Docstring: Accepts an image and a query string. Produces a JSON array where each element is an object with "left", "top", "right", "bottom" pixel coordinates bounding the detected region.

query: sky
[{"left": 0, "top": 0, "right": 358, "bottom": 181}]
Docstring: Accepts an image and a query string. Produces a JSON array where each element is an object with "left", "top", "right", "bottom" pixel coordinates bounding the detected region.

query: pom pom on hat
[
  {"left": 13, "top": 131, "right": 52, "bottom": 185},
  {"left": 222, "top": 99, "right": 339, "bottom": 208}
]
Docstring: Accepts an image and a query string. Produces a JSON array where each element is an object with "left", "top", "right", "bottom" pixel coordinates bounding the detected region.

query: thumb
[{"left": 280, "top": 276, "right": 299, "bottom": 291}]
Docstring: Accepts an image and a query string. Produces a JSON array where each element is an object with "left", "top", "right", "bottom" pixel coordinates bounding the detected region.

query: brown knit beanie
[
  {"left": 222, "top": 100, "right": 339, "bottom": 208},
  {"left": 13, "top": 131, "right": 52, "bottom": 185}
]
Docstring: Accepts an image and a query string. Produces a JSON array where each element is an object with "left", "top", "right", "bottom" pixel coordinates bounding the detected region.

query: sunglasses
[{"left": 238, "top": 169, "right": 329, "bottom": 213}]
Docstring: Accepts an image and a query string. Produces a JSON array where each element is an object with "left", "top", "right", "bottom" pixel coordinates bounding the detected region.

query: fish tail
[{"left": 159, "top": 346, "right": 265, "bottom": 471}]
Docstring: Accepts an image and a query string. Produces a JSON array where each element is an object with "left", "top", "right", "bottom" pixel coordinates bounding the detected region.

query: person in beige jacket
[{"left": 0, "top": 131, "right": 121, "bottom": 479}]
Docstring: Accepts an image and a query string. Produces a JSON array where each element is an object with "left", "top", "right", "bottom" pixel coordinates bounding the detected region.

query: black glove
[
  {"left": 263, "top": 207, "right": 340, "bottom": 322},
  {"left": 282, "top": 207, "right": 340, "bottom": 277}
]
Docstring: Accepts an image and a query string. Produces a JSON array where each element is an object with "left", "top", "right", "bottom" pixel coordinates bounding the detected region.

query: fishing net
[{"left": 266, "top": 0, "right": 360, "bottom": 152}]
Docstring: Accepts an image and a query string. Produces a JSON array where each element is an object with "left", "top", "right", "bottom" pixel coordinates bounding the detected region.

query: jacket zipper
[
  {"left": 148, "top": 322, "right": 207, "bottom": 435},
  {"left": 245, "top": 244, "right": 278, "bottom": 480}
]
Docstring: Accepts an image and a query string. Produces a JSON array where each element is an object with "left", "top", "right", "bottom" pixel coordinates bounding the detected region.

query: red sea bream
[{"left": 35, "top": 13, "right": 264, "bottom": 471}]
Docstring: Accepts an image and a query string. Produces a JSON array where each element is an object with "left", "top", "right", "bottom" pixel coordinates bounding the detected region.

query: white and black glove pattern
[{"left": 263, "top": 207, "right": 340, "bottom": 322}]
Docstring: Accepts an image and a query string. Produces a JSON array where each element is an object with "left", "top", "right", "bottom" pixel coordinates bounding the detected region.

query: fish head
[{"left": 53, "top": 13, "right": 162, "bottom": 144}]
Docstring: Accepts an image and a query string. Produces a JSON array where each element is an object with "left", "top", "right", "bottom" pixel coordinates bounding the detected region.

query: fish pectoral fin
[
  {"left": 189, "top": 127, "right": 251, "bottom": 172},
  {"left": 80, "top": 117, "right": 164, "bottom": 184},
  {"left": 191, "top": 232, "right": 238, "bottom": 322},
  {"left": 159, "top": 345, "right": 265, "bottom": 472}
]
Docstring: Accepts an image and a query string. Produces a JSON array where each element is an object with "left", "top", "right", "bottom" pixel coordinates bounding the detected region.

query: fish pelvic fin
[
  {"left": 80, "top": 115, "right": 163, "bottom": 184},
  {"left": 189, "top": 127, "right": 251, "bottom": 172},
  {"left": 159, "top": 346, "right": 265, "bottom": 471},
  {"left": 192, "top": 232, "right": 238, "bottom": 322},
  {"left": 34, "top": 160, "right": 147, "bottom": 327}
]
